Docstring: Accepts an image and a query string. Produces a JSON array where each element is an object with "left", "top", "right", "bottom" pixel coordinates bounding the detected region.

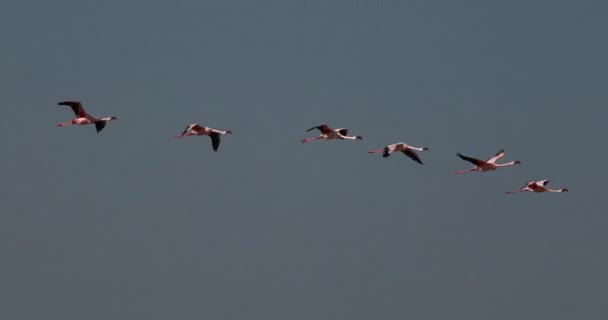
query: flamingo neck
[
  {"left": 409, "top": 146, "right": 427, "bottom": 152},
  {"left": 495, "top": 161, "right": 517, "bottom": 167}
]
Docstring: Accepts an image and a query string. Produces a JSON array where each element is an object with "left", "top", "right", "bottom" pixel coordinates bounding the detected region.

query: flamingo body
[
  {"left": 56, "top": 101, "right": 117, "bottom": 133},
  {"left": 505, "top": 179, "right": 568, "bottom": 194},
  {"left": 454, "top": 149, "right": 521, "bottom": 174},
  {"left": 301, "top": 124, "right": 363, "bottom": 143},
  {"left": 368, "top": 142, "right": 429, "bottom": 165},
  {"left": 173, "top": 123, "right": 232, "bottom": 151}
]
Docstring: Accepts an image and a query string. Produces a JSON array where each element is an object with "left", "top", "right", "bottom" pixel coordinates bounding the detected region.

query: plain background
[{"left": 1, "top": 1, "right": 607, "bottom": 319}]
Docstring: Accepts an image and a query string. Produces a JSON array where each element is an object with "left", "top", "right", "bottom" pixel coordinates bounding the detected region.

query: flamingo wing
[
  {"left": 536, "top": 179, "right": 550, "bottom": 186},
  {"left": 457, "top": 153, "right": 485, "bottom": 166},
  {"left": 58, "top": 101, "right": 89, "bottom": 118},
  {"left": 402, "top": 149, "right": 423, "bottom": 165},
  {"left": 94, "top": 121, "right": 106, "bottom": 133},
  {"left": 306, "top": 124, "right": 332, "bottom": 134},
  {"left": 486, "top": 149, "right": 505, "bottom": 163},
  {"left": 191, "top": 124, "right": 206, "bottom": 132},
  {"left": 182, "top": 124, "right": 205, "bottom": 135},
  {"left": 180, "top": 125, "right": 193, "bottom": 136},
  {"left": 382, "top": 146, "right": 392, "bottom": 158},
  {"left": 336, "top": 128, "right": 349, "bottom": 136},
  {"left": 209, "top": 132, "right": 221, "bottom": 151}
]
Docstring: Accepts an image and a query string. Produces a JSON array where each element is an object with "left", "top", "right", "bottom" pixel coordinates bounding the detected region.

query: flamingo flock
[{"left": 54, "top": 102, "right": 569, "bottom": 195}]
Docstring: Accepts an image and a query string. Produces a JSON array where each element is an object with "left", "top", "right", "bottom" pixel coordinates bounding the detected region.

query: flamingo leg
[
  {"left": 453, "top": 168, "right": 476, "bottom": 175},
  {"left": 505, "top": 190, "right": 525, "bottom": 194},
  {"left": 301, "top": 136, "right": 321, "bottom": 144},
  {"left": 173, "top": 133, "right": 195, "bottom": 139},
  {"left": 56, "top": 121, "right": 73, "bottom": 127},
  {"left": 367, "top": 149, "right": 384, "bottom": 154}
]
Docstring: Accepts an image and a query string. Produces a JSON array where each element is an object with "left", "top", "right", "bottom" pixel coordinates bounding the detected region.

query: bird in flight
[
  {"left": 368, "top": 142, "right": 429, "bottom": 165},
  {"left": 301, "top": 124, "right": 363, "bottom": 143},
  {"left": 505, "top": 179, "right": 568, "bottom": 194},
  {"left": 173, "top": 123, "right": 232, "bottom": 151},
  {"left": 56, "top": 101, "right": 117, "bottom": 133},
  {"left": 454, "top": 149, "right": 521, "bottom": 175}
]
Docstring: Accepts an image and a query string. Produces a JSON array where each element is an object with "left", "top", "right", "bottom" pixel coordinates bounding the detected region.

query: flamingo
[
  {"left": 173, "top": 123, "right": 232, "bottom": 151},
  {"left": 368, "top": 142, "right": 429, "bottom": 165},
  {"left": 454, "top": 149, "right": 521, "bottom": 175},
  {"left": 301, "top": 124, "right": 363, "bottom": 143},
  {"left": 56, "top": 101, "right": 117, "bottom": 133},
  {"left": 505, "top": 179, "right": 568, "bottom": 194}
]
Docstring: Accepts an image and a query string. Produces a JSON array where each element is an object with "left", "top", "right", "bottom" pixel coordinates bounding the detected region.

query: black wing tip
[
  {"left": 94, "top": 121, "right": 106, "bottom": 133},
  {"left": 306, "top": 124, "right": 322, "bottom": 132},
  {"left": 57, "top": 100, "right": 79, "bottom": 105},
  {"left": 210, "top": 132, "right": 221, "bottom": 151}
]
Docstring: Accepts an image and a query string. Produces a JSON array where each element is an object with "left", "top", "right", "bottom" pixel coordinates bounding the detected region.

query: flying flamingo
[
  {"left": 454, "top": 149, "right": 521, "bottom": 175},
  {"left": 301, "top": 124, "right": 363, "bottom": 143},
  {"left": 56, "top": 101, "right": 117, "bottom": 133},
  {"left": 173, "top": 123, "right": 232, "bottom": 151},
  {"left": 505, "top": 179, "right": 568, "bottom": 194},
  {"left": 368, "top": 142, "right": 429, "bottom": 165}
]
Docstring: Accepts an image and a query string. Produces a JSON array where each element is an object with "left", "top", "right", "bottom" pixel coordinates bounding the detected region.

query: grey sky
[{"left": 1, "top": 1, "right": 607, "bottom": 319}]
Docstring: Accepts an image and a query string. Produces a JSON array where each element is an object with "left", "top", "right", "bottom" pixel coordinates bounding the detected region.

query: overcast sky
[{"left": 1, "top": 1, "right": 607, "bottom": 319}]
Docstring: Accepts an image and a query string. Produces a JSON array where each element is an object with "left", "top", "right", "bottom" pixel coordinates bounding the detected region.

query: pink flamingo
[
  {"left": 454, "top": 149, "right": 521, "bottom": 175},
  {"left": 301, "top": 124, "right": 363, "bottom": 143},
  {"left": 368, "top": 142, "right": 429, "bottom": 165},
  {"left": 505, "top": 179, "right": 568, "bottom": 194},
  {"left": 173, "top": 123, "right": 232, "bottom": 151},
  {"left": 56, "top": 101, "right": 117, "bottom": 133}
]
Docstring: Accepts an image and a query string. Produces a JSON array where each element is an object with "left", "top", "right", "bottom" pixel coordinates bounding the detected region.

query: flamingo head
[
  {"left": 560, "top": 188, "right": 569, "bottom": 192},
  {"left": 513, "top": 160, "right": 522, "bottom": 165},
  {"left": 226, "top": 130, "right": 233, "bottom": 134},
  {"left": 422, "top": 147, "right": 429, "bottom": 151},
  {"left": 355, "top": 135, "right": 363, "bottom": 140}
]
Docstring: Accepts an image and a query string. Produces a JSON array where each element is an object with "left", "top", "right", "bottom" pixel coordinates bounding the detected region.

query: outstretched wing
[
  {"left": 181, "top": 123, "right": 204, "bottom": 135},
  {"left": 457, "top": 153, "right": 485, "bottom": 166},
  {"left": 181, "top": 124, "right": 194, "bottom": 135},
  {"left": 306, "top": 124, "right": 332, "bottom": 134},
  {"left": 486, "top": 149, "right": 505, "bottom": 163},
  {"left": 336, "top": 128, "right": 349, "bottom": 136},
  {"left": 94, "top": 121, "right": 106, "bottom": 133},
  {"left": 58, "top": 101, "right": 89, "bottom": 118},
  {"left": 402, "top": 149, "right": 423, "bottom": 165},
  {"left": 382, "top": 146, "right": 391, "bottom": 158},
  {"left": 535, "top": 179, "right": 549, "bottom": 186},
  {"left": 209, "top": 132, "right": 221, "bottom": 151},
  {"left": 180, "top": 125, "right": 192, "bottom": 136}
]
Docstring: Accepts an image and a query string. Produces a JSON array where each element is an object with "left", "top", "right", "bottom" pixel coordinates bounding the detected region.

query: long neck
[
  {"left": 100, "top": 116, "right": 116, "bottom": 121},
  {"left": 546, "top": 188, "right": 566, "bottom": 193},
  {"left": 495, "top": 161, "right": 517, "bottom": 167},
  {"left": 341, "top": 135, "right": 358, "bottom": 140},
  {"left": 408, "top": 146, "right": 426, "bottom": 152}
]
